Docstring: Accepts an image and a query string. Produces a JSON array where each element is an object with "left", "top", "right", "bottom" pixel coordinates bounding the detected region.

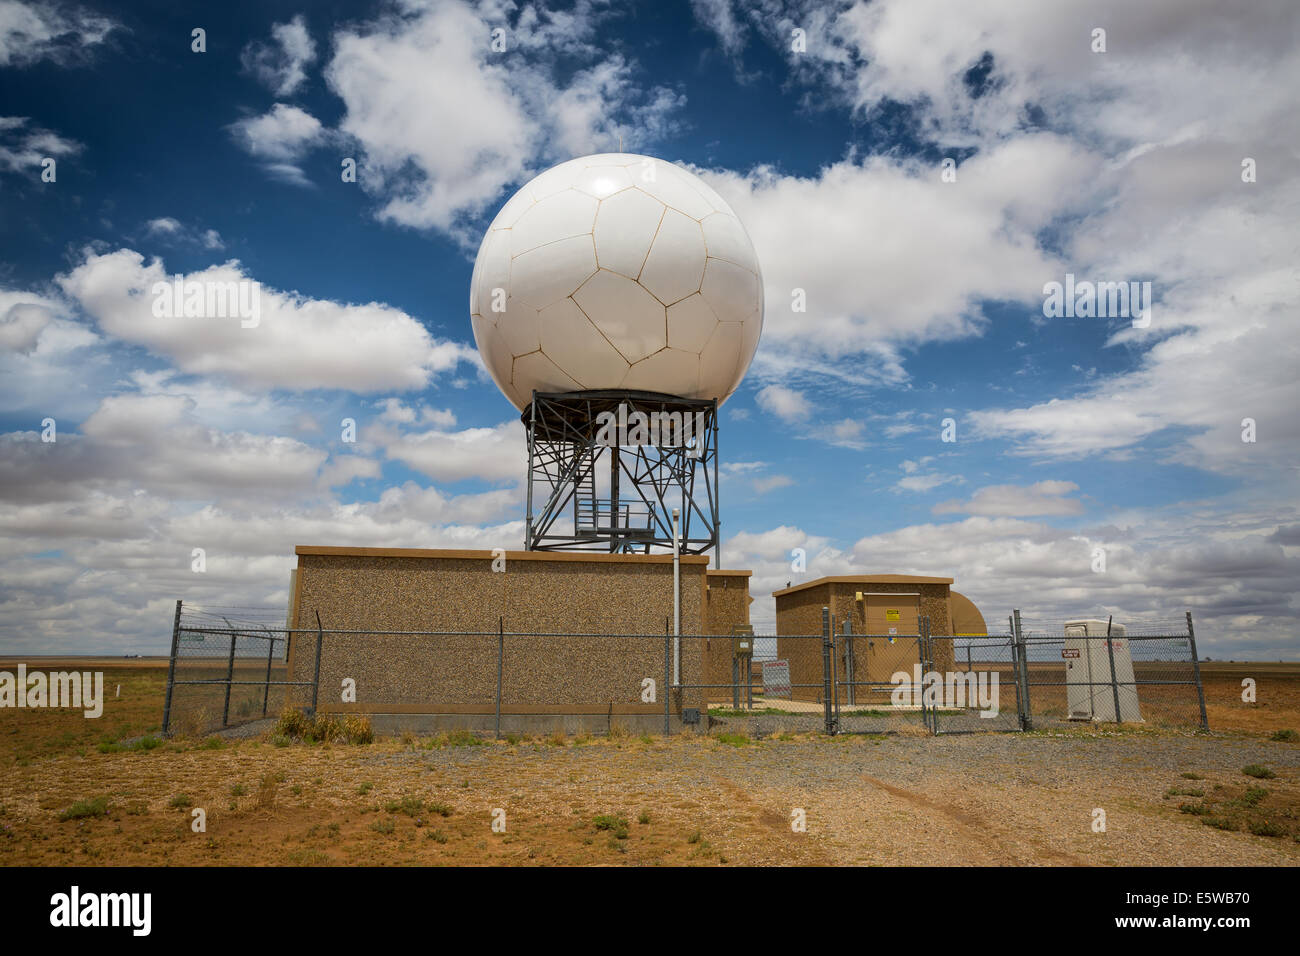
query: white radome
[{"left": 469, "top": 153, "right": 763, "bottom": 410}]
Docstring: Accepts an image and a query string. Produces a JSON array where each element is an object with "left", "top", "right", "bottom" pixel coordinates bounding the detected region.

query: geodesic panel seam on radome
[{"left": 470, "top": 153, "right": 763, "bottom": 410}]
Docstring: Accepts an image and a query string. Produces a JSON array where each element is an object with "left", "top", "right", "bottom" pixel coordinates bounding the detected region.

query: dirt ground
[{"left": 0, "top": 659, "right": 1297, "bottom": 866}]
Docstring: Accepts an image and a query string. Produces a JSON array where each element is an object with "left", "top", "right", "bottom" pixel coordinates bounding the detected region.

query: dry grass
[
  {"left": 1167, "top": 778, "right": 1298, "bottom": 839},
  {"left": 0, "top": 665, "right": 166, "bottom": 764},
  {"left": 1199, "top": 664, "right": 1300, "bottom": 734},
  {"left": 0, "top": 737, "right": 810, "bottom": 866}
]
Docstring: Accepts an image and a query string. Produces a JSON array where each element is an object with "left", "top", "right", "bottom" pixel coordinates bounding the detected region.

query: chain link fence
[
  {"left": 1014, "top": 614, "right": 1208, "bottom": 730},
  {"left": 688, "top": 633, "right": 832, "bottom": 737},
  {"left": 161, "top": 602, "right": 1209, "bottom": 738}
]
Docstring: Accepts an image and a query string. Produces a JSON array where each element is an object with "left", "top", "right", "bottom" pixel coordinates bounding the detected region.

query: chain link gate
[
  {"left": 925, "top": 631, "right": 1024, "bottom": 733},
  {"left": 829, "top": 611, "right": 932, "bottom": 735}
]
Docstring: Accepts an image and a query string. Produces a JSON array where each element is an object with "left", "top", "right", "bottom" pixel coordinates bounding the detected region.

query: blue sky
[{"left": 1, "top": 0, "right": 1297, "bottom": 657}]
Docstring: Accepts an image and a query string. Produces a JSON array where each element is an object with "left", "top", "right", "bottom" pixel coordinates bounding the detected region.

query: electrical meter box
[
  {"left": 731, "top": 625, "right": 754, "bottom": 659},
  {"left": 1064, "top": 619, "right": 1142, "bottom": 722}
]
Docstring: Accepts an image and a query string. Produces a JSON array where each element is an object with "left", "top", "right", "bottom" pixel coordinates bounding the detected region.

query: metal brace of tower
[{"left": 523, "top": 389, "right": 720, "bottom": 562}]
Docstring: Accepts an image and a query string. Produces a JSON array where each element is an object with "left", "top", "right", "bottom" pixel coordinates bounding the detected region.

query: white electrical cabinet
[{"left": 1064, "top": 619, "right": 1142, "bottom": 722}]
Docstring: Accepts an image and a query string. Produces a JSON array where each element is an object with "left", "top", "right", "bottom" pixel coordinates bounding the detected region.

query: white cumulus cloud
[{"left": 57, "top": 248, "right": 478, "bottom": 393}]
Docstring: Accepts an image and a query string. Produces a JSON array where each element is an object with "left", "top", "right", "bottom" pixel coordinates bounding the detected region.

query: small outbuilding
[{"left": 772, "top": 574, "right": 986, "bottom": 703}]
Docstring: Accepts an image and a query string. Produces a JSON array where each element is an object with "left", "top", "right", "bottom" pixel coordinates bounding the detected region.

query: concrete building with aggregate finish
[{"left": 287, "top": 546, "right": 751, "bottom": 732}]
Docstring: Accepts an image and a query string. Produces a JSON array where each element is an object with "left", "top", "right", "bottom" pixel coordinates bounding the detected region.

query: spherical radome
[{"left": 469, "top": 153, "right": 763, "bottom": 411}]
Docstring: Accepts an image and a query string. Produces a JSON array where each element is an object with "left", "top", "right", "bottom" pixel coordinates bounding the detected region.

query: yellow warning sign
[{"left": 886, "top": 609, "right": 900, "bottom": 621}]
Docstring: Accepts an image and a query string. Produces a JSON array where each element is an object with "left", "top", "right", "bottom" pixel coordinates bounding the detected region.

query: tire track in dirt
[
  {"left": 859, "top": 774, "right": 1089, "bottom": 866},
  {"left": 715, "top": 779, "right": 834, "bottom": 865}
]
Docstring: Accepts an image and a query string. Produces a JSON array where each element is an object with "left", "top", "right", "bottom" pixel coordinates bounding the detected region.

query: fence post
[
  {"left": 843, "top": 619, "right": 855, "bottom": 706},
  {"left": 1007, "top": 615, "right": 1022, "bottom": 730},
  {"left": 663, "top": 618, "right": 671, "bottom": 736},
  {"left": 162, "top": 600, "right": 182, "bottom": 736},
  {"left": 921, "top": 616, "right": 935, "bottom": 735},
  {"left": 1104, "top": 616, "right": 1123, "bottom": 724},
  {"left": 821, "top": 606, "right": 836, "bottom": 735},
  {"left": 222, "top": 630, "right": 237, "bottom": 728},
  {"left": 261, "top": 632, "right": 275, "bottom": 717},
  {"left": 310, "top": 609, "right": 323, "bottom": 715},
  {"left": 1013, "top": 609, "right": 1032, "bottom": 731},
  {"left": 495, "top": 616, "right": 504, "bottom": 741},
  {"left": 829, "top": 613, "right": 839, "bottom": 726},
  {"left": 916, "top": 618, "right": 928, "bottom": 734},
  {"left": 1186, "top": 611, "right": 1210, "bottom": 731}
]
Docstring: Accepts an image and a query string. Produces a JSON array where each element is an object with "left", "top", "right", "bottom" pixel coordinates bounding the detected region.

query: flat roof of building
[
  {"left": 772, "top": 573, "right": 955, "bottom": 598},
  {"left": 295, "top": 545, "right": 715, "bottom": 565}
]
